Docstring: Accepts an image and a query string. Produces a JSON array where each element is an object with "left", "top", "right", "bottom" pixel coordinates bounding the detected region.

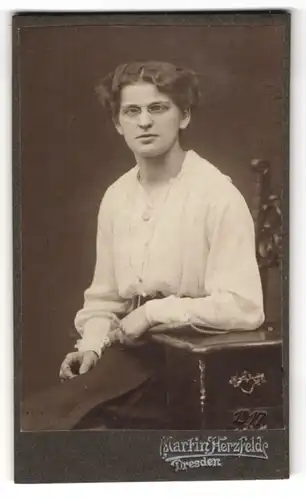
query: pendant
[{"left": 142, "top": 209, "right": 152, "bottom": 221}]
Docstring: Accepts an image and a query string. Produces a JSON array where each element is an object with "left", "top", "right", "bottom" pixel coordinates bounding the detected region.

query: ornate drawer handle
[{"left": 229, "top": 370, "right": 266, "bottom": 395}]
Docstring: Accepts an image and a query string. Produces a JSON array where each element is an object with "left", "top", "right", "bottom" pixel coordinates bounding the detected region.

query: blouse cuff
[
  {"left": 145, "top": 295, "right": 191, "bottom": 326},
  {"left": 74, "top": 317, "right": 111, "bottom": 358}
]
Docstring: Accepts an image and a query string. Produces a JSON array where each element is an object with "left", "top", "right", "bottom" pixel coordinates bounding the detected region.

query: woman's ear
[{"left": 179, "top": 108, "right": 191, "bottom": 130}]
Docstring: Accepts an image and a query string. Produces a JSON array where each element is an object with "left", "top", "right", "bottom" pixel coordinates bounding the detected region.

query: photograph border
[{"left": 13, "top": 10, "right": 290, "bottom": 483}]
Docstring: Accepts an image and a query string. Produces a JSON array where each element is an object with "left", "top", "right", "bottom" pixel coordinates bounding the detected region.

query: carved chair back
[{"left": 251, "top": 159, "right": 282, "bottom": 315}]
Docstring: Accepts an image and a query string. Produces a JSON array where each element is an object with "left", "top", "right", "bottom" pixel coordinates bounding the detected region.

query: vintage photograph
[{"left": 14, "top": 12, "right": 289, "bottom": 481}]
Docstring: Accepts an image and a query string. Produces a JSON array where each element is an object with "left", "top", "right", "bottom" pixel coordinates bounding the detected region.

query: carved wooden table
[{"left": 151, "top": 325, "right": 284, "bottom": 430}]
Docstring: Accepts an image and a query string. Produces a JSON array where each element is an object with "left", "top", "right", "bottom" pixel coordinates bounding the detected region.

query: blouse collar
[{"left": 135, "top": 149, "right": 193, "bottom": 185}]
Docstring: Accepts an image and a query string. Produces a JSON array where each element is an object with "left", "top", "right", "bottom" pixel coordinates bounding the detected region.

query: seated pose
[{"left": 24, "top": 61, "right": 264, "bottom": 431}]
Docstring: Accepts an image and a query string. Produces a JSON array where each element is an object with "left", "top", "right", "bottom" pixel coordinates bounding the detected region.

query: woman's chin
[{"left": 133, "top": 144, "right": 170, "bottom": 159}]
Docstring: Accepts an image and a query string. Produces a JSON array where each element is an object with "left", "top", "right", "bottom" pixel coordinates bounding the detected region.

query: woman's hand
[
  {"left": 59, "top": 350, "right": 98, "bottom": 381},
  {"left": 110, "top": 306, "right": 151, "bottom": 345}
]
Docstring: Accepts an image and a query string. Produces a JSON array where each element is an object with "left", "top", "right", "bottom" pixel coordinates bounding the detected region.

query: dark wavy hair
[{"left": 95, "top": 61, "right": 201, "bottom": 119}]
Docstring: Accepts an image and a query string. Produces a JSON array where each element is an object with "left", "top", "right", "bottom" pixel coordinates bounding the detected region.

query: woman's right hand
[{"left": 59, "top": 350, "right": 98, "bottom": 381}]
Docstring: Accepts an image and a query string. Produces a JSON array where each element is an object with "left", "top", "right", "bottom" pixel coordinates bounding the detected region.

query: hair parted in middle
[{"left": 95, "top": 61, "right": 201, "bottom": 119}]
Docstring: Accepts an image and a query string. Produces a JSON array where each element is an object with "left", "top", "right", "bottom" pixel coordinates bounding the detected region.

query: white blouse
[{"left": 74, "top": 150, "right": 264, "bottom": 356}]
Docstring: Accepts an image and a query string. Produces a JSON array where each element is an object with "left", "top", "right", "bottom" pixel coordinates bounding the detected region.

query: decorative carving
[
  {"left": 257, "top": 194, "right": 283, "bottom": 269},
  {"left": 232, "top": 409, "right": 268, "bottom": 430},
  {"left": 251, "top": 159, "right": 283, "bottom": 270},
  {"left": 229, "top": 370, "right": 267, "bottom": 395},
  {"left": 198, "top": 359, "right": 206, "bottom": 413},
  {"left": 251, "top": 159, "right": 283, "bottom": 312}
]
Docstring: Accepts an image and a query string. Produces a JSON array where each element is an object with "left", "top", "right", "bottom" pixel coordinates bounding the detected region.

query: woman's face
[{"left": 115, "top": 82, "right": 190, "bottom": 158}]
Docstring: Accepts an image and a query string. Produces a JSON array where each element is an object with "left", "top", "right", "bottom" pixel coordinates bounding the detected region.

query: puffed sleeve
[
  {"left": 145, "top": 186, "right": 264, "bottom": 331},
  {"left": 74, "top": 187, "right": 130, "bottom": 356}
]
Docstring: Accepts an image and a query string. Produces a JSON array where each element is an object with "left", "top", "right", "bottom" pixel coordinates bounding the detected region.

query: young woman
[
  {"left": 23, "top": 61, "right": 264, "bottom": 430},
  {"left": 60, "top": 60, "right": 264, "bottom": 383}
]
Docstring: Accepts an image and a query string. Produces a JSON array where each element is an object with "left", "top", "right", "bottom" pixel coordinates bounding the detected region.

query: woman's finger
[
  {"left": 59, "top": 360, "right": 77, "bottom": 380},
  {"left": 108, "top": 327, "right": 126, "bottom": 344},
  {"left": 79, "top": 352, "right": 96, "bottom": 374}
]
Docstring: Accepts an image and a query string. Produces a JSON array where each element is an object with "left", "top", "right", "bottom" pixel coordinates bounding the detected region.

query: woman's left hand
[{"left": 110, "top": 306, "right": 150, "bottom": 345}]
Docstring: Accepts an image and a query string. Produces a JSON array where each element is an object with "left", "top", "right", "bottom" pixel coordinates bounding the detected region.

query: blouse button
[{"left": 142, "top": 210, "right": 151, "bottom": 222}]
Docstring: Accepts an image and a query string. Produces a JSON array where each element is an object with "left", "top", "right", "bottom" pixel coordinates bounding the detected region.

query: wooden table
[{"left": 150, "top": 325, "right": 283, "bottom": 430}]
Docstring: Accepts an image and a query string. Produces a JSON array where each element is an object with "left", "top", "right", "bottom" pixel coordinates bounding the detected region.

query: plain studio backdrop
[{"left": 18, "top": 21, "right": 286, "bottom": 400}]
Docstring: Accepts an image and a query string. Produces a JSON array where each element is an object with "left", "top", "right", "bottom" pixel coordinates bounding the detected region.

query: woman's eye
[
  {"left": 148, "top": 104, "right": 168, "bottom": 114},
  {"left": 124, "top": 107, "right": 140, "bottom": 116}
]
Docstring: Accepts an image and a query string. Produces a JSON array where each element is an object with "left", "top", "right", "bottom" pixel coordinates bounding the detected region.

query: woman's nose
[{"left": 138, "top": 109, "right": 153, "bottom": 128}]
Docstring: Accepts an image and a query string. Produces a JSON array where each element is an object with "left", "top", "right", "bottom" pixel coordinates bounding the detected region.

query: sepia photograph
[{"left": 14, "top": 11, "right": 289, "bottom": 482}]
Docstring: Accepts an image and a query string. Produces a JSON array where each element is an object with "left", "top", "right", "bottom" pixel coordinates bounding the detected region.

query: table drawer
[
  {"left": 164, "top": 343, "right": 284, "bottom": 429},
  {"left": 205, "top": 344, "right": 283, "bottom": 409}
]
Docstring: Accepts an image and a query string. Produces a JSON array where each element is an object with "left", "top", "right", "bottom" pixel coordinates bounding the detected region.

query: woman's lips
[
  {"left": 136, "top": 134, "right": 158, "bottom": 142},
  {"left": 137, "top": 134, "right": 158, "bottom": 138}
]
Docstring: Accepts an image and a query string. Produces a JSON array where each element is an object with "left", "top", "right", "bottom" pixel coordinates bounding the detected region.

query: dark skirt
[{"left": 21, "top": 342, "right": 169, "bottom": 431}]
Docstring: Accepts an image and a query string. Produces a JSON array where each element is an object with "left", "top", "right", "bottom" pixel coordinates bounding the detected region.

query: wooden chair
[{"left": 150, "top": 159, "right": 284, "bottom": 430}]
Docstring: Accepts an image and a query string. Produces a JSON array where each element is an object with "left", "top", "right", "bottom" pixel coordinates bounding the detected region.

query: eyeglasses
[{"left": 120, "top": 101, "right": 172, "bottom": 119}]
